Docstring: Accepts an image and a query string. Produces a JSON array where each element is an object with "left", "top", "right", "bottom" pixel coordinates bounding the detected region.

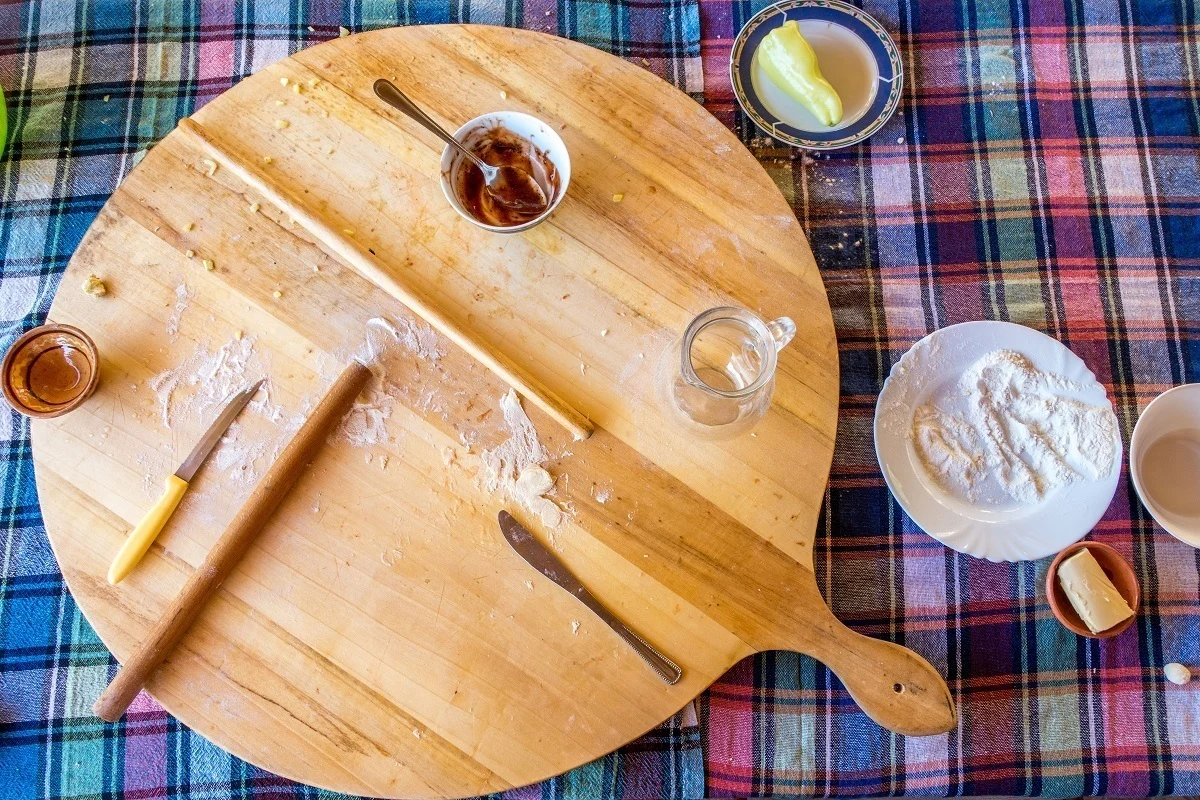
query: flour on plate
[{"left": 910, "top": 349, "right": 1118, "bottom": 505}]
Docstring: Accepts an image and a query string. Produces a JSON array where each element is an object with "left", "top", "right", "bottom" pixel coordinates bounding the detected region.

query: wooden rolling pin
[
  {"left": 175, "top": 117, "right": 593, "bottom": 442},
  {"left": 93, "top": 361, "right": 372, "bottom": 722}
]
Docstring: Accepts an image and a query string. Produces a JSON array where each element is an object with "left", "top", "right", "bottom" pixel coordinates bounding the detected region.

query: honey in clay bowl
[{"left": 2, "top": 324, "right": 99, "bottom": 418}]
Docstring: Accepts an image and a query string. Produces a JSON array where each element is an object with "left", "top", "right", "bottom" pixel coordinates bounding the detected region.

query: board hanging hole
[{"left": 893, "top": 683, "right": 905, "bottom": 694}]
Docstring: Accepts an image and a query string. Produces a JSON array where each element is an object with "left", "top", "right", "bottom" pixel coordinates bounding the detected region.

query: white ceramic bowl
[
  {"left": 1130, "top": 383, "right": 1200, "bottom": 547},
  {"left": 439, "top": 111, "right": 570, "bottom": 234}
]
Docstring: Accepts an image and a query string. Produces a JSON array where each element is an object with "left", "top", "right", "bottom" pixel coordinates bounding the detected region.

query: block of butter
[{"left": 1057, "top": 549, "right": 1134, "bottom": 634}]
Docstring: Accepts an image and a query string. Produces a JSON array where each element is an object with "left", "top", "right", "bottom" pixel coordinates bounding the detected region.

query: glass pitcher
[{"left": 656, "top": 307, "right": 795, "bottom": 439}]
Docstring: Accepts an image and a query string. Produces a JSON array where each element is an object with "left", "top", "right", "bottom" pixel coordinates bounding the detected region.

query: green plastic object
[{"left": 758, "top": 20, "right": 843, "bottom": 128}]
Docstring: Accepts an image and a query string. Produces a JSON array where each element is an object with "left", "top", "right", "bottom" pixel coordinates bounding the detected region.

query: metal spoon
[{"left": 373, "top": 79, "right": 549, "bottom": 214}]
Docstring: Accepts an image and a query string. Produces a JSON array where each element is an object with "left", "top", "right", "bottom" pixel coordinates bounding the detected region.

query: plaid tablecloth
[{"left": 2, "top": 0, "right": 1199, "bottom": 798}]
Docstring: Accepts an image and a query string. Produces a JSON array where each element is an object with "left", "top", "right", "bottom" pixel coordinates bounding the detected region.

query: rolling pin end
[
  {"left": 92, "top": 678, "right": 135, "bottom": 723},
  {"left": 92, "top": 701, "right": 123, "bottom": 724}
]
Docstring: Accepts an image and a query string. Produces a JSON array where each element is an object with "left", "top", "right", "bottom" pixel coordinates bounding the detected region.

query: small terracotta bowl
[
  {"left": 2, "top": 323, "right": 100, "bottom": 418},
  {"left": 1046, "top": 541, "right": 1140, "bottom": 639}
]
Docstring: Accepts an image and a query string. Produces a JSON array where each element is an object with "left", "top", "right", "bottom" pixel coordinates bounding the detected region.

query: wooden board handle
[
  {"left": 92, "top": 361, "right": 372, "bottom": 722},
  {"left": 174, "top": 117, "right": 593, "bottom": 442},
  {"left": 802, "top": 618, "right": 957, "bottom": 737}
]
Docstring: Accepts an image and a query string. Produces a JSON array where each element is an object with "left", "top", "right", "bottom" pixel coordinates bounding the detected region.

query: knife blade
[
  {"left": 107, "top": 380, "right": 264, "bottom": 584},
  {"left": 176, "top": 380, "right": 264, "bottom": 481},
  {"left": 498, "top": 510, "right": 682, "bottom": 685}
]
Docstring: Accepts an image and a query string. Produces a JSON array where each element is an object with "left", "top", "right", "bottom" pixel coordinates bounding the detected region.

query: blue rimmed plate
[{"left": 731, "top": 0, "right": 903, "bottom": 149}]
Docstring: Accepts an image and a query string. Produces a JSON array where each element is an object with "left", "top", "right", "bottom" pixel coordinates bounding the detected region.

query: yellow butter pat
[
  {"left": 757, "top": 20, "right": 843, "bottom": 127},
  {"left": 1057, "top": 549, "right": 1134, "bottom": 634}
]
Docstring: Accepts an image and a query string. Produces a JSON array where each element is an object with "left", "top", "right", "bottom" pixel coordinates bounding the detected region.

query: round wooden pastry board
[{"left": 32, "top": 25, "right": 953, "bottom": 799}]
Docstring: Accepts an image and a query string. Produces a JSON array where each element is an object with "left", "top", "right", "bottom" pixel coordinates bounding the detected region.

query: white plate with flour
[{"left": 874, "top": 321, "right": 1123, "bottom": 562}]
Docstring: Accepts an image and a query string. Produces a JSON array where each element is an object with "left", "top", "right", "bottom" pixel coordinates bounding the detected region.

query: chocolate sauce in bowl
[{"left": 452, "top": 124, "right": 560, "bottom": 227}]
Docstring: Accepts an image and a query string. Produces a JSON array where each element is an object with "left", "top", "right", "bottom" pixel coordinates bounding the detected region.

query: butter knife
[
  {"left": 107, "top": 380, "right": 264, "bottom": 584},
  {"left": 497, "top": 510, "right": 682, "bottom": 685}
]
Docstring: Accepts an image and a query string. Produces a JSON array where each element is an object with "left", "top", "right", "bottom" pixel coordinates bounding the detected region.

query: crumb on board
[
  {"left": 339, "top": 26, "right": 350, "bottom": 37},
  {"left": 276, "top": 99, "right": 286, "bottom": 106},
  {"left": 201, "top": 258, "right": 215, "bottom": 271},
  {"left": 442, "top": 447, "right": 457, "bottom": 466},
  {"left": 262, "top": 156, "right": 273, "bottom": 165},
  {"left": 571, "top": 620, "right": 580, "bottom": 635},
  {"left": 280, "top": 77, "right": 289, "bottom": 86},
  {"left": 185, "top": 249, "right": 195, "bottom": 258},
  {"left": 292, "top": 84, "right": 300, "bottom": 94},
  {"left": 342, "top": 228, "right": 355, "bottom": 236},
  {"left": 524, "top": 580, "right": 534, "bottom": 591},
  {"left": 183, "top": 222, "right": 195, "bottom": 231},
  {"left": 81, "top": 275, "right": 107, "bottom": 296},
  {"left": 499, "top": 90, "right": 508, "bottom": 99},
  {"left": 612, "top": 193, "right": 624, "bottom": 202},
  {"left": 308, "top": 78, "right": 319, "bottom": 87},
  {"left": 202, "top": 159, "right": 217, "bottom": 176},
  {"left": 412, "top": 729, "right": 420, "bottom": 739},
  {"left": 249, "top": 202, "right": 260, "bottom": 213},
  {"left": 326, "top": 147, "right": 335, "bottom": 154},
  {"left": 234, "top": 330, "right": 243, "bottom": 340},
  {"left": 379, "top": 455, "right": 389, "bottom": 470},
  {"left": 272, "top": 289, "right": 283, "bottom": 299},
  {"left": 600, "top": 329, "right": 608, "bottom": 336},
  {"left": 275, "top": 119, "right": 289, "bottom": 129}
]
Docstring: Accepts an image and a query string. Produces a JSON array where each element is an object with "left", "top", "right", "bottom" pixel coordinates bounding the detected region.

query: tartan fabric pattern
[
  {"left": 696, "top": 0, "right": 1200, "bottom": 796},
  {"left": 0, "top": 2, "right": 701, "bottom": 799}
]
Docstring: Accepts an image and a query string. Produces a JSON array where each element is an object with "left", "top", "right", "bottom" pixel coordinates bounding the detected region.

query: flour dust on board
[{"left": 480, "top": 389, "right": 565, "bottom": 528}]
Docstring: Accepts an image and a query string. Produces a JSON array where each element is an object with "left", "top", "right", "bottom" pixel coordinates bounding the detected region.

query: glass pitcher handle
[{"left": 767, "top": 317, "right": 796, "bottom": 350}]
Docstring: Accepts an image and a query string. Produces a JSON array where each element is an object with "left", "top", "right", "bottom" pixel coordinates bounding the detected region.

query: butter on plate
[{"left": 1057, "top": 549, "right": 1134, "bottom": 634}]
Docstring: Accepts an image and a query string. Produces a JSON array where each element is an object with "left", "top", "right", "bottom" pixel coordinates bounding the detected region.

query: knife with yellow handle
[{"left": 107, "top": 379, "right": 263, "bottom": 584}]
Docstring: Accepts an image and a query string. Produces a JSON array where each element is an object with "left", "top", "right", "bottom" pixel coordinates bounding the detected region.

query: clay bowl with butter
[
  {"left": 440, "top": 111, "right": 569, "bottom": 233},
  {"left": 1046, "top": 541, "right": 1140, "bottom": 639}
]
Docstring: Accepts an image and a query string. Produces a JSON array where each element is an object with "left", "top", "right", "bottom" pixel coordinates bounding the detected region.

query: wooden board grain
[{"left": 32, "top": 25, "right": 954, "bottom": 799}]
